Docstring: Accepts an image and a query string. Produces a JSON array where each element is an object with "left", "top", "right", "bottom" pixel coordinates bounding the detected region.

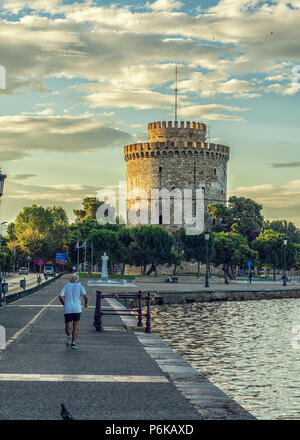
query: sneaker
[{"left": 71, "top": 342, "right": 78, "bottom": 349}]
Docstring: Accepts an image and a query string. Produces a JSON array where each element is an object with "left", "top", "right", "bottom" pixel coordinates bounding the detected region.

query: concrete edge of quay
[
  {"left": 106, "top": 296, "right": 256, "bottom": 420},
  {"left": 1, "top": 273, "right": 63, "bottom": 306},
  {"left": 152, "top": 288, "right": 300, "bottom": 304},
  {"left": 115, "top": 287, "right": 300, "bottom": 307}
]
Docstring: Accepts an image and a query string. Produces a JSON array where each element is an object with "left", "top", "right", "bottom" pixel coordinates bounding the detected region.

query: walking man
[{"left": 59, "top": 274, "right": 88, "bottom": 349}]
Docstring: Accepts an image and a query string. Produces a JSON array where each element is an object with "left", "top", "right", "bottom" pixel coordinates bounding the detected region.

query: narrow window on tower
[
  {"left": 214, "top": 168, "right": 217, "bottom": 176},
  {"left": 159, "top": 166, "right": 162, "bottom": 173},
  {"left": 159, "top": 215, "right": 163, "bottom": 225}
]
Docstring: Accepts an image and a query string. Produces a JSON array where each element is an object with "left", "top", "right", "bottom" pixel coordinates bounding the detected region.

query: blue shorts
[{"left": 64, "top": 313, "right": 81, "bottom": 323}]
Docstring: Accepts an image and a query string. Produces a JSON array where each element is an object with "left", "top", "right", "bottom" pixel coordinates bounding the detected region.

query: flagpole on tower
[{"left": 175, "top": 65, "right": 178, "bottom": 122}]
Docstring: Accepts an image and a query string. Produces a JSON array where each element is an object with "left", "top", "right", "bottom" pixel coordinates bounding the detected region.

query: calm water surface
[{"left": 150, "top": 298, "right": 300, "bottom": 420}]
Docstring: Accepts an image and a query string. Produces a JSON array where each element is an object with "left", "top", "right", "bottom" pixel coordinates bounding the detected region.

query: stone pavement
[{"left": 0, "top": 275, "right": 254, "bottom": 420}]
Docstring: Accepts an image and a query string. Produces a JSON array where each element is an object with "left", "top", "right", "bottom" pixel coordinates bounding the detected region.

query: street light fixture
[
  {"left": 0, "top": 221, "right": 7, "bottom": 278},
  {"left": 0, "top": 173, "right": 6, "bottom": 198},
  {"left": 283, "top": 235, "right": 287, "bottom": 287},
  {"left": 205, "top": 231, "right": 210, "bottom": 288}
]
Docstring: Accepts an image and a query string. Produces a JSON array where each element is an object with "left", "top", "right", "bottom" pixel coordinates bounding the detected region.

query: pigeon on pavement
[{"left": 61, "top": 403, "right": 74, "bottom": 420}]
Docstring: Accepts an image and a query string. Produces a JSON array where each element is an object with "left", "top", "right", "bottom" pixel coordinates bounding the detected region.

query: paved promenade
[{"left": 0, "top": 276, "right": 254, "bottom": 420}]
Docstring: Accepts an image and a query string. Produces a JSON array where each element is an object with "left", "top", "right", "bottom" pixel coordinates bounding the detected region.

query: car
[
  {"left": 19, "top": 267, "right": 28, "bottom": 275},
  {"left": 44, "top": 265, "right": 54, "bottom": 276}
]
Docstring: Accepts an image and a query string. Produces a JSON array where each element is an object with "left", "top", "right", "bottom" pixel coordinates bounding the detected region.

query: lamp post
[
  {"left": 0, "top": 173, "right": 6, "bottom": 198},
  {"left": 283, "top": 235, "right": 287, "bottom": 286},
  {"left": 0, "top": 222, "right": 7, "bottom": 277},
  {"left": 205, "top": 230, "right": 210, "bottom": 288}
]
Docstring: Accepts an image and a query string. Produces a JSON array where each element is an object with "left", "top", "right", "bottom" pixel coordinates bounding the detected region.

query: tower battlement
[
  {"left": 148, "top": 121, "right": 206, "bottom": 143},
  {"left": 124, "top": 141, "right": 229, "bottom": 161},
  {"left": 124, "top": 120, "right": 230, "bottom": 233}
]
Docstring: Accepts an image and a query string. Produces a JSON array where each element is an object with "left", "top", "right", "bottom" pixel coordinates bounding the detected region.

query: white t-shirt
[{"left": 60, "top": 282, "right": 86, "bottom": 314}]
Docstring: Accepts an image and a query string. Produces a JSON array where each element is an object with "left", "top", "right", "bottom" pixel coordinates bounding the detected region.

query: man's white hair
[{"left": 70, "top": 274, "right": 80, "bottom": 282}]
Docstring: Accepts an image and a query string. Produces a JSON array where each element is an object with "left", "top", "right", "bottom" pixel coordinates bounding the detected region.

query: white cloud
[
  {"left": 230, "top": 179, "right": 300, "bottom": 225},
  {"left": 266, "top": 83, "right": 298, "bottom": 95},
  {"left": 147, "top": 0, "right": 183, "bottom": 11},
  {"left": 0, "top": 115, "right": 132, "bottom": 161},
  {"left": 180, "top": 103, "right": 249, "bottom": 121},
  {"left": 0, "top": 0, "right": 298, "bottom": 119}
]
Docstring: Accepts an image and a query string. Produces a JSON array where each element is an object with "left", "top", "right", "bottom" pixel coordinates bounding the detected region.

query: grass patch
[{"left": 78, "top": 272, "right": 135, "bottom": 280}]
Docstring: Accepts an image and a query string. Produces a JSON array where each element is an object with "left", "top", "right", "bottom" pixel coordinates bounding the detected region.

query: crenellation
[
  {"left": 125, "top": 120, "right": 229, "bottom": 232},
  {"left": 124, "top": 140, "right": 230, "bottom": 160}
]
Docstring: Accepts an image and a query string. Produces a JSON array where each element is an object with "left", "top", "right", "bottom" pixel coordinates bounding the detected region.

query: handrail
[{"left": 93, "top": 290, "right": 152, "bottom": 333}]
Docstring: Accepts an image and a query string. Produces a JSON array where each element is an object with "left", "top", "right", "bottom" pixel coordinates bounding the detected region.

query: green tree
[
  {"left": 207, "top": 196, "right": 263, "bottom": 242},
  {"left": 8, "top": 205, "right": 69, "bottom": 264},
  {"left": 117, "top": 227, "right": 134, "bottom": 273},
  {"left": 263, "top": 219, "right": 300, "bottom": 244},
  {"left": 206, "top": 203, "right": 233, "bottom": 232},
  {"left": 294, "top": 243, "right": 300, "bottom": 270},
  {"left": 253, "top": 229, "right": 296, "bottom": 280},
  {"left": 129, "top": 226, "right": 173, "bottom": 277},
  {"left": 87, "top": 228, "right": 125, "bottom": 275},
  {"left": 212, "top": 232, "right": 259, "bottom": 279},
  {"left": 0, "top": 245, "right": 13, "bottom": 273},
  {"left": 179, "top": 229, "right": 214, "bottom": 278},
  {"left": 73, "top": 197, "right": 104, "bottom": 222}
]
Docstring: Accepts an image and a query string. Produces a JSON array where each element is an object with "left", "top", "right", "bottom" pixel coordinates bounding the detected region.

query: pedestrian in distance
[
  {"left": 59, "top": 274, "right": 88, "bottom": 349},
  {"left": 249, "top": 270, "right": 253, "bottom": 285}
]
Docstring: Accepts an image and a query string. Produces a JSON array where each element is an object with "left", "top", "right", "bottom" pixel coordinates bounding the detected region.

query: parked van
[{"left": 44, "top": 265, "right": 54, "bottom": 276}]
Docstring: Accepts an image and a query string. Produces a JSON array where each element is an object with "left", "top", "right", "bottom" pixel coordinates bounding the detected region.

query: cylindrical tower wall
[
  {"left": 148, "top": 121, "right": 206, "bottom": 143},
  {"left": 124, "top": 138, "right": 229, "bottom": 232}
]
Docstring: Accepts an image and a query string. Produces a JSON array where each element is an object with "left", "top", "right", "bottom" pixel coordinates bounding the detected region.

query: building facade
[{"left": 124, "top": 121, "right": 230, "bottom": 233}]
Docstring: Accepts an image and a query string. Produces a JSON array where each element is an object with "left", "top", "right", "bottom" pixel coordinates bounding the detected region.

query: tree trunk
[
  {"left": 110, "top": 261, "right": 114, "bottom": 278},
  {"left": 273, "top": 265, "right": 276, "bottom": 281},
  {"left": 154, "top": 263, "right": 158, "bottom": 278},
  {"left": 229, "top": 265, "right": 235, "bottom": 280},
  {"left": 146, "top": 263, "right": 155, "bottom": 275},
  {"left": 143, "top": 264, "right": 147, "bottom": 275},
  {"left": 197, "top": 261, "right": 200, "bottom": 278},
  {"left": 173, "top": 265, "right": 177, "bottom": 276},
  {"left": 122, "top": 263, "right": 125, "bottom": 275}
]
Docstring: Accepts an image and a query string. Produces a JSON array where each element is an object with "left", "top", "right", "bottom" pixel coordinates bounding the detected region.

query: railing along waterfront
[{"left": 93, "top": 290, "right": 152, "bottom": 333}]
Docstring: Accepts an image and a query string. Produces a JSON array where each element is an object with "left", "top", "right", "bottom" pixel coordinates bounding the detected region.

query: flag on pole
[
  {"left": 74, "top": 241, "right": 79, "bottom": 251},
  {"left": 80, "top": 241, "right": 86, "bottom": 249}
]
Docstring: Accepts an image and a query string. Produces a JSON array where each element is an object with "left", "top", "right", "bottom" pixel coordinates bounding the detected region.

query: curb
[{"left": 1, "top": 273, "right": 63, "bottom": 306}]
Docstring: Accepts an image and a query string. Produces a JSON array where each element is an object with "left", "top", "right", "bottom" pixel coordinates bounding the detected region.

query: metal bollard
[
  {"left": 20, "top": 278, "right": 26, "bottom": 291},
  {"left": 0, "top": 284, "right": 6, "bottom": 308},
  {"left": 137, "top": 290, "right": 143, "bottom": 327},
  {"left": 145, "top": 292, "right": 151, "bottom": 334},
  {"left": 93, "top": 290, "right": 103, "bottom": 331}
]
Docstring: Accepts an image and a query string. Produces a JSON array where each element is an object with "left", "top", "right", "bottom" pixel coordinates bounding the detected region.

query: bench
[{"left": 166, "top": 277, "right": 178, "bottom": 283}]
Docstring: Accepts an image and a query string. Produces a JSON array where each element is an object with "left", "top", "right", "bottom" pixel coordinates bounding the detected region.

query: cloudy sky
[{"left": 0, "top": 0, "right": 300, "bottom": 226}]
